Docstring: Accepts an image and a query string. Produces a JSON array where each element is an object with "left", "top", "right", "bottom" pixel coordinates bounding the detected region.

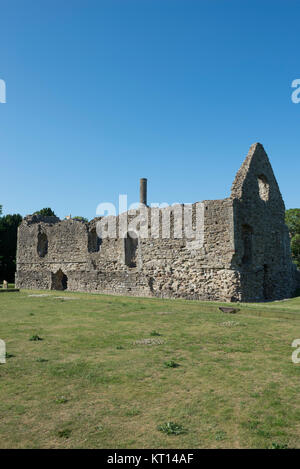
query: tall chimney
[{"left": 140, "top": 178, "right": 147, "bottom": 206}]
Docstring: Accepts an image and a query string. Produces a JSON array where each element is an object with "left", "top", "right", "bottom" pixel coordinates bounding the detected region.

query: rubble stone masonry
[{"left": 15, "top": 143, "right": 300, "bottom": 302}]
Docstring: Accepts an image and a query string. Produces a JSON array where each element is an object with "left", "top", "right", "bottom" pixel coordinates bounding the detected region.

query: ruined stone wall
[
  {"left": 133, "top": 199, "right": 238, "bottom": 301},
  {"left": 230, "top": 143, "right": 298, "bottom": 301},
  {"left": 15, "top": 143, "right": 300, "bottom": 302},
  {"left": 16, "top": 200, "right": 238, "bottom": 301}
]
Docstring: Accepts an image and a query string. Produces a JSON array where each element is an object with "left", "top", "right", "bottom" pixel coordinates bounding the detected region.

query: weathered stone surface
[{"left": 15, "top": 143, "right": 300, "bottom": 302}]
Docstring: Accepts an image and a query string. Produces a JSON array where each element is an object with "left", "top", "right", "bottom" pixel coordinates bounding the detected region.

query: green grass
[
  {"left": 0, "top": 283, "right": 15, "bottom": 289},
  {"left": 0, "top": 289, "right": 300, "bottom": 448}
]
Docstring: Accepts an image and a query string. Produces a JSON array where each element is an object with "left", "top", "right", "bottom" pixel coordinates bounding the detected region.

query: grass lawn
[{"left": 0, "top": 290, "right": 300, "bottom": 449}]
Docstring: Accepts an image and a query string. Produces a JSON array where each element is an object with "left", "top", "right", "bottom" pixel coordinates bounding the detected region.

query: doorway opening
[{"left": 51, "top": 269, "right": 68, "bottom": 290}]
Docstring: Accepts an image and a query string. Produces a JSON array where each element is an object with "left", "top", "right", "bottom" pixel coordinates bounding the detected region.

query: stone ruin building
[{"left": 15, "top": 143, "right": 299, "bottom": 302}]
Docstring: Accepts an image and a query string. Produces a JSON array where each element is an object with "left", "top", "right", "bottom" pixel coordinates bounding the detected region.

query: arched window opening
[
  {"left": 88, "top": 228, "right": 102, "bottom": 253},
  {"left": 37, "top": 232, "right": 48, "bottom": 257},
  {"left": 257, "top": 174, "right": 269, "bottom": 201},
  {"left": 124, "top": 231, "right": 138, "bottom": 267},
  {"left": 242, "top": 224, "right": 253, "bottom": 265},
  {"left": 51, "top": 269, "right": 68, "bottom": 291}
]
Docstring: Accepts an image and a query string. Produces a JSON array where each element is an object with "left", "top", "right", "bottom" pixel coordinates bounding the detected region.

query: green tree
[
  {"left": 34, "top": 207, "right": 56, "bottom": 217},
  {"left": 285, "top": 209, "right": 300, "bottom": 238},
  {"left": 0, "top": 213, "right": 23, "bottom": 282},
  {"left": 291, "top": 234, "right": 300, "bottom": 268},
  {"left": 285, "top": 209, "right": 300, "bottom": 267}
]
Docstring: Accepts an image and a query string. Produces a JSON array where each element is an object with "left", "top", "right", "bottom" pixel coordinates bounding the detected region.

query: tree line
[
  {"left": 285, "top": 209, "right": 300, "bottom": 268},
  {"left": 0, "top": 206, "right": 300, "bottom": 283},
  {"left": 0, "top": 207, "right": 55, "bottom": 282}
]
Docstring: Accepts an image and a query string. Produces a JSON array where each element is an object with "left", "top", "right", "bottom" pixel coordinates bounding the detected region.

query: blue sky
[{"left": 1, "top": 0, "right": 299, "bottom": 220}]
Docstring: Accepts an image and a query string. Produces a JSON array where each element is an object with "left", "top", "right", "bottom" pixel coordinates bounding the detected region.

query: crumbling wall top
[
  {"left": 23, "top": 214, "right": 61, "bottom": 225},
  {"left": 230, "top": 142, "right": 285, "bottom": 212}
]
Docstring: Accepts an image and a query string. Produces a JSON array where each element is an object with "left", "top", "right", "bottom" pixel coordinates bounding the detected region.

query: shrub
[
  {"left": 215, "top": 430, "right": 226, "bottom": 441},
  {"left": 157, "top": 422, "right": 186, "bottom": 435},
  {"left": 57, "top": 429, "right": 72, "bottom": 439},
  {"left": 270, "top": 442, "right": 288, "bottom": 449},
  {"left": 55, "top": 396, "right": 68, "bottom": 404},
  {"left": 29, "top": 334, "right": 43, "bottom": 341},
  {"left": 164, "top": 360, "right": 180, "bottom": 368}
]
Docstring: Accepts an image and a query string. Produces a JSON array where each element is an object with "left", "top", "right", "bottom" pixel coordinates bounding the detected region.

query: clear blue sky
[{"left": 1, "top": 0, "right": 299, "bottom": 220}]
